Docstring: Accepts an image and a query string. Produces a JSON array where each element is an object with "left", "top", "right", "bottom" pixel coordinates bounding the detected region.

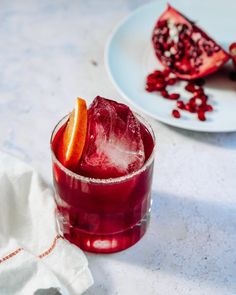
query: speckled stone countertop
[{"left": 0, "top": 1, "right": 236, "bottom": 294}]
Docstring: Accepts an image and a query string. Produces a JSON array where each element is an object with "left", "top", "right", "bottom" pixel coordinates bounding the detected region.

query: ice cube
[{"left": 79, "top": 96, "right": 145, "bottom": 178}]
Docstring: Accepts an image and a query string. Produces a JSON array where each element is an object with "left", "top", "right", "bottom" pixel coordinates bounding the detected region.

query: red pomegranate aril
[
  {"left": 149, "top": 71, "right": 164, "bottom": 79},
  {"left": 185, "top": 83, "right": 196, "bottom": 93},
  {"left": 147, "top": 73, "right": 154, "bottom": 78},
  {"left": 200, "top": 94, "right": 208, "bottom": 103},
  {"left": 185, "top": 102, "right": 191, "bottom": 112},
  {"left": 198, "top": 105, "right": 207, "bottom": 112},
  {"left": 153, "top": 70, "right": 165, "bottom": 76},
  {"left": 155, "top": 82, "right": 166, "bottom": 90},
  {"left": 172, "top": 109, "right": 181, "bottom": 118},
  {"left": 146, "top": 85, "right": 155, "bottom": 92},
  {"left": 189, "top": 97, "right": 197, "bottom": 107},
  {"left": 177, "top": 100, "right": 185, "bottom": 109},
  {"left": 169, "top": 93, "right": 180, "bottom": 100},
  {"left": 194, "top": 87, "right": 204, "bottom": 96},
  {"left": 198, "top": 110, "right": 206, "bottom": 121},
  {"left": 147, "top": 77, "right": 157, "bottom": 84},
  {"left": 163, "top": 68, "right": 171, "bottom": 76},
  {"left": 161, "top": 89, "right": 169, "bottom": 98},
  {"left": 189, "top": 107, "right": 197, "bottom": 113},
  {"left": 147, "top": 74, "right": 156, "bottom": 82},
  {"left": 205, "top": 104, "right": 213, "bottom": 112},
  {"left": 185, "top": 103, "right": 196, "bottom": 113},
  {"left": 167, "top": 78, "right": 177, "bottom": 85},
  {"left": 156, "top": 76, "right": 166, "bottom": 82},
  {"left": 229, "top": 43, "right": 236, "bottom": 68}
]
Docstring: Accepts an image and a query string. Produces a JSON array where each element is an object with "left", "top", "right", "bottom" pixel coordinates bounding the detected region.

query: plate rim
[{"left": 105, "top": 1, "right": 236, "bottom": 133}]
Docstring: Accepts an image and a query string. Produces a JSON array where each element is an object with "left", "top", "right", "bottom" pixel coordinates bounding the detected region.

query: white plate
[{"left": 105, "top": 0, "right": 236, "bottom": 132}]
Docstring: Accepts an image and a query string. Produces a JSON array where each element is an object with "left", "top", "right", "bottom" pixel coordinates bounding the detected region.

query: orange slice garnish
[{"left": 59, "top": 97, "right": 87, "bottom": 170}]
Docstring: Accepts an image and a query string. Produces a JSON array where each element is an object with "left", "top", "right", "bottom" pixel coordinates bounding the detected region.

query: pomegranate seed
[
  {"left": 198, "top": 110, "right": 206, "bottom": 121},
  {"left": 147, "top": 74, "right": 156, "bottom": 80},
  {"left": 177, "top": 100, "right": 185, "bottom": 109},
  {"left": 185, "top": 103, "right": 191, "bottom": 111},
  {"left": 167, "top": 78, "right": 177, "bottom": 85},
  {"left": 185, "top": 83, "right": 196, "bottom": 93},
  {"left": 168, "top": 93, "right": 180, "bottom": 100},
  {"left": 147, "top": 78, "right": 156, "bottom": 84},
  {"left": 155, "top": 77, "right": 166, "bottom": 83},
  {"left": 155, "top": 82, "right": 165, "bottom": 90},
  {"left": 189, "top": 98, "right": 197, "bottom": 109},
  {"left": 163, "top": 68, "right": 171, "bottom": 76},
  {"left": 189, "top": 107, "right": 197, "bottom": 113},
  {"left": 189, "top": 97, "right": 196, "bottom": 104},
  {"left": 153, "top": 70, "right": 164, "bottom": 77},
  {"left": 145, "top": 86, "right": 155, "bottom": 92},
  {"left": 161, "top": 90, "right": 169, "bottom": 98},
  {"left": 205, "top": 104, "right": 213, "bottom": 112},
  {"left": 172, "top": 109, "right": 181, "bottom": 118},
  {"left": 185, "top": 103, "right": 196, "bottom": 113},
  {"left": 194, "top": 87, "right": 204, "bottom": 96},
  {"left": 192, "top": 93, "right": 199, "bottom": 99},
  {"left": 200, "top": 94, "right": 208, "bottom": 104},
  {"left": 229, "top": 42, "right": 236, "bottom": 68}
]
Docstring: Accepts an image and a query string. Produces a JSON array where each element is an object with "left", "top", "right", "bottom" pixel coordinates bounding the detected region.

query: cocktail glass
[{"left": 50, "top": 113, "right": 155, "bottom": 253}]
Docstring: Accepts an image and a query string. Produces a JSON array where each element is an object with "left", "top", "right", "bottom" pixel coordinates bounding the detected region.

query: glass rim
[{"left": 50, "top": 112, "right": 156, "bottom": 184}]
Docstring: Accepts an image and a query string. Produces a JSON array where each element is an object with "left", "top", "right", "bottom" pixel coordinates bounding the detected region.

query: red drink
[{"left": 51, "top": 97, "right": 155, "bottom": 253}]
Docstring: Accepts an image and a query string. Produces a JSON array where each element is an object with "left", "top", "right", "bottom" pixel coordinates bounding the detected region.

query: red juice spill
[{"left": 51, "top": 98, "right": 155, "bottom": 253}]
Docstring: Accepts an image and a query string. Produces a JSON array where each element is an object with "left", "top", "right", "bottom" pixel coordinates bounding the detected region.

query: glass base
[{"left": 62, "top": 212, "right": 150, "bottom": 253}]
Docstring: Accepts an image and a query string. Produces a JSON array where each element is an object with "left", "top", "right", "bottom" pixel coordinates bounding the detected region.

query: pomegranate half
[{"left": 152, "top": 5, "right": 230, "bottom": 80}]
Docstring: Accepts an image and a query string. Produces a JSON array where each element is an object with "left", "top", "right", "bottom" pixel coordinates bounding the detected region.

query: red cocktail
[{"left": 51, "top": 97, "right": 155, "bottom": 253}]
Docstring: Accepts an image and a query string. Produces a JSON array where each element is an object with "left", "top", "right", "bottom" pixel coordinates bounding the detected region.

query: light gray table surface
[{"left": 0, "top": 1, "right": 236, "bottom": 294}]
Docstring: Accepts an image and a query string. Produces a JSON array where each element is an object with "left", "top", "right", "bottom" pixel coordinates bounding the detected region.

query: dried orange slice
[{"left": 59, "top": 97, "right": 87, "bottom": 170}]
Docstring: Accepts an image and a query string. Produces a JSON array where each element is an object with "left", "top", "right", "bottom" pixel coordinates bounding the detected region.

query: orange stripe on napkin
[
  {"left": 0, "top": 248, "right": 23, "bottom": 264},
  {"left": 38, "top": 234, "right": 63, "bottom": 259},
  {"left": 0, "top": 235, "right": 64, "bottom": 264}
]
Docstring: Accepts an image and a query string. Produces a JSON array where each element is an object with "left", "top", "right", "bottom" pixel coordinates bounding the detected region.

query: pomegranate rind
[{"left": 152, "top": 5, "right": 230, "bottom": 80}]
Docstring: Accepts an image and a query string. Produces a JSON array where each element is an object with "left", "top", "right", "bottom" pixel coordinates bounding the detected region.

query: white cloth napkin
[{"left": 0, "top": 151, "right": 93, "bottom": 295}]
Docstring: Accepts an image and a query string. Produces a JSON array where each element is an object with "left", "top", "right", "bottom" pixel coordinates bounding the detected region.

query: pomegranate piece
[
  {"left": 229, "top": 43, "right": 236, "bottom": 69},
  {"left": 79, "top": 96, "right": 145, "bottom": 178},
  {"left": 172, "top": 109, "right": 181, "bottom": 118},
  {"left": 152, "top": 5, "right": 230, "bottom": 80}
]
